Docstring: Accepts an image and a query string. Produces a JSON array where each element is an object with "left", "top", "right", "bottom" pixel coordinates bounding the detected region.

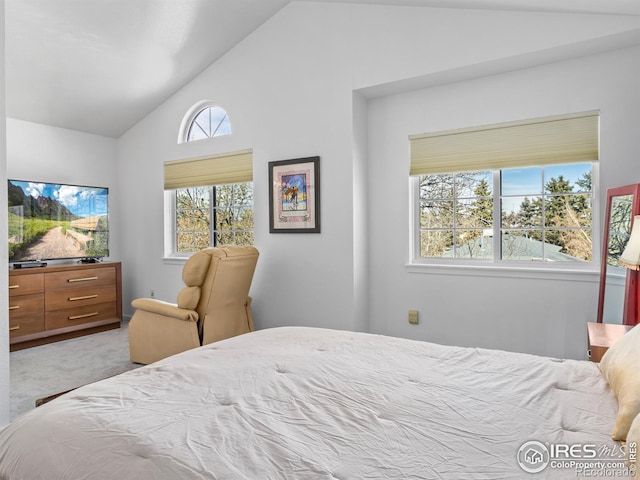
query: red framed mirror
[{"left": 597, "top": 183, "right": 640, "bottom": 325}]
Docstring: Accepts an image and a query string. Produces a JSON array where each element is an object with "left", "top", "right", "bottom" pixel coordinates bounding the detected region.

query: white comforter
[{"left": 0, "top": 327, "right": 623, "bottom": 479}]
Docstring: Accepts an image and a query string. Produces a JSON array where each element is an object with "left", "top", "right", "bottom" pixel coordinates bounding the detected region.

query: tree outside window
[
  {"left": 418, "top": 162, "right": 593, "bottom": 262},
  {"left": 175, "top": 182, "right": 253, "bottom": 253}
]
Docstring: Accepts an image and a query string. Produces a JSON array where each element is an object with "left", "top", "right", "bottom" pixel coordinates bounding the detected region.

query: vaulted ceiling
[{"left": 5, "top": 0, "right": 640, "bottom": 138}]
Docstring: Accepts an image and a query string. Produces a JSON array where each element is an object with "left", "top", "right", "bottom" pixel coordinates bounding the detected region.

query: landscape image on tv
[{"left": 8, "top": 180, "right": 109, "bottom": 262}]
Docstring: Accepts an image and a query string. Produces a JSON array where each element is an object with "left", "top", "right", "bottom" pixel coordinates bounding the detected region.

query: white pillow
[{"left": 599, "top": 324, "right": 640, "bottom": 441}]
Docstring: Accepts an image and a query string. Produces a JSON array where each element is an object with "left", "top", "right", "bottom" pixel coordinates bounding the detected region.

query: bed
[{"left": 0, "top": 326, "right": 637, "bottom": 479}]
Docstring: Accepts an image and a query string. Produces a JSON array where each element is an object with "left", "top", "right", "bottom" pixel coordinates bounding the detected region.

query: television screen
[{"left": 8, "top": 180, "right": 109, "bottom": 263}]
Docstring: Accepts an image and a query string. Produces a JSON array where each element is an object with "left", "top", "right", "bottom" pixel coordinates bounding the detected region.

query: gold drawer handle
[
  {"left": 9, "top": 325, "right": 20, "bottom": 331},
  {"left": 68, "top": 294, "right": 98, "bottom": 301},
  {"left": 68, "top": 276, "right": 99, "bottom": 283},
  {"left": 9, "top": 305, "right": 20, "bottom": 310},
  {"left": 8, "top": 285, "right": 19, "bottom": 289},
  {"left": 69, "top": 312, "right": 99, "bottom": 320}
]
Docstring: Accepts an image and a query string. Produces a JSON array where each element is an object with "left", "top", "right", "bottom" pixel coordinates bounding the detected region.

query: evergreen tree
[
  {"left": 517, "top": 197, "right": 542, "bottom": 229},
  {"left": 469, "top": 179, "right": 493, "bottom": 229},
  {"left": 512, "top": 173, "right": 592, "bottom": 260},
  {"left": 544, "top": 175, "right": 574, "bottom": 246}
]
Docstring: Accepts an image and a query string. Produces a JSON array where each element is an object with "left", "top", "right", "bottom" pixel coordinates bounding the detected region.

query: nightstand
[{"left": 587, "top": 322, "right": 632, "bottom": 362}]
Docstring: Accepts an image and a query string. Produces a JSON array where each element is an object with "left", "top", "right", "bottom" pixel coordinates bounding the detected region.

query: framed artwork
[{"left": 269, "top": 156, "right": 320, "bottom": 233}]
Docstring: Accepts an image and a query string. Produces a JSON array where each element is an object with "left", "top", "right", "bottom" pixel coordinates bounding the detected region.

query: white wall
[
  {"left": 352, "top": 92, "right": 369, "bottom": 333},
  {"left": 117, "top": 2, "right": 360, "bottom": 331},
  {"left": 6, "top": 119, "right": 120, "bottom": 261},
  {"left": 6, "top": 119, "right": 118, "bottom": 188},
  {"left": 367, "top": 45, "right": 640, "bottom": 359},
  {"left": 115, "top": 1, "right": 640, "bottom": 360},
  {"left": 3, "top": 4, "right": 638, "bottom": 407},
  {"left": 1, "top": 120, "right": 117, "bottom": 423},
  {"left": 0, "top": 0, "right": 10, "bottom": 427}
]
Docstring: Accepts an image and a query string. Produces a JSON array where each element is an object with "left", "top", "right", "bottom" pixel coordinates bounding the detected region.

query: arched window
[
  {"left": 178, "top": 102, "right": 231, "bottom": 143},
  {"left": 168, "top": 103, "right": 253, "bottom": 256}
]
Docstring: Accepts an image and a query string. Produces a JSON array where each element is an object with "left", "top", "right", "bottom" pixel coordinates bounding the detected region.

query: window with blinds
[
  {"left": 410, "top": 112, "right": 599, "bottom": 264},
  {"left": 165, "top": 148, "right": 254, "bottom": 255},
  {"left": 164, "top": 150, "right": 253, "bottom": 189}
]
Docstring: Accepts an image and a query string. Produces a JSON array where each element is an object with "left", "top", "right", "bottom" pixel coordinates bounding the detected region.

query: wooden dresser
[{"left": 8, "top": 262, "right": 122, "bottom": 351}]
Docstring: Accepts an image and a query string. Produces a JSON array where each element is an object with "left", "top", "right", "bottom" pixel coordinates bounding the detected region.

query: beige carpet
[{"left": 9, "top": 320, "right": 140, "bottom": 421}]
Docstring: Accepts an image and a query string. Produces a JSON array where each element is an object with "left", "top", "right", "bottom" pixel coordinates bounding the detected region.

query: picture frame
[{"left": 269, "top": 156, "right": 320, "bottom": 233}]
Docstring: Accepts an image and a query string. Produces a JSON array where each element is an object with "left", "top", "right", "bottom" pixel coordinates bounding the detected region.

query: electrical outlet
[
  {"left": 150, "top": 289, "right": 155, "bottom": 298},
  {"left": 408, "top": 309, "right": 419, "bottom": 324}
]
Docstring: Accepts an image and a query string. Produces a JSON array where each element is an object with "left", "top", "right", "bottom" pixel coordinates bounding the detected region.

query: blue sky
[
  {"left": 502, "top": 163, "right": 590, "bottom": 196},
  {"left": 501, "top": 162, "right": 590, "bottom": 213},
  {"left": 12, "top": 180, "right": 108, "bottom": 217}
]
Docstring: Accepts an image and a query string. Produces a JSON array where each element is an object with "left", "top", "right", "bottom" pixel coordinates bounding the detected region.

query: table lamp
[{"left": 620, "top": 215, "right": 640, "bottom": 325}]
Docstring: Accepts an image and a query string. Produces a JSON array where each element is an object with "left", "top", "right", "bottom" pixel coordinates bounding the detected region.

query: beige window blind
[
  {"left": 164, "top": 149, "right": 253, "bottom": 189},
  {"left": 409, "top": 111, "right": 599, "bottom": 176}
]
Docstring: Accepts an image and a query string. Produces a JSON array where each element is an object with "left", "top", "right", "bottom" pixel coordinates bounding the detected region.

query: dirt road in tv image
[{"left": 22, "top": 226, "right": 86, "bottom": 260}]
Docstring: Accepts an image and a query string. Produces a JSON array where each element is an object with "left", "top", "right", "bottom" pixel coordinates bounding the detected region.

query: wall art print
[{"left": 268, "top": 156, "right": 320, "bottom": 233}]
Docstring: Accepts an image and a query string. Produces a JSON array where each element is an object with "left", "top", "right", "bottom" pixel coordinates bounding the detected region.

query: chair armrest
[{"left": 131, "top": 298, "right": 199, "bottom": 322}]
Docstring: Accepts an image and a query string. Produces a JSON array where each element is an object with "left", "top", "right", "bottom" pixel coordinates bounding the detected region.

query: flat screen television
[{"left": 8, "top": 179, "right": 109, "bottom": 264}]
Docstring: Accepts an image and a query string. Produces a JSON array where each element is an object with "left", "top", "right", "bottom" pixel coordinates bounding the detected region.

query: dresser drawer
[
  {"left": 8, "top": 262, "right": 122, "bottom": 351},
  {"left": 45, "top": 284, "right": 117, "bottom": 311},
  {"left": 45, "top": 302, "right": 118, "bottom": 330},
  {"left": 9, "top": 315, "right": 45, "bottom": 338},
  {"left": 8, "top": 273, "right": 44, "bottom": 297},
  {"left": 9, "top": 293, "right": 45, "bottom": 338},
  {"left": 45, "top": 267, "right": 116, "bottom": 291},
  {"left": 9, "top": 292, "right": 44, "bottom": 319}
]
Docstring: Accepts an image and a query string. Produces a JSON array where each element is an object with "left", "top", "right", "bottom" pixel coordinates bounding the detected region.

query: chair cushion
[
  {"left": 182, "top": 251, "right": 211, "bottom": 286},
  {"left": 177, "top": 286, "right": 201, "bottom": 310}
]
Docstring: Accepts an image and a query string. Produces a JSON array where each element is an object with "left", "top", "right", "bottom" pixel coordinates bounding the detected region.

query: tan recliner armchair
[{"left": 129, "top": 246, "right": 259, "bottom": 364}]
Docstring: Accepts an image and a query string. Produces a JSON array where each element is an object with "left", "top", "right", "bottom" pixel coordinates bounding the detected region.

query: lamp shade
[{"left": 620, "top": 215, "right": 640, "bottom": 270}]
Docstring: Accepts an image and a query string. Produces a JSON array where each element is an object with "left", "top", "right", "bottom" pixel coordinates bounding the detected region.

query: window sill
[
  {"left": 162, "top": 255, "right": 189, "bottom": 265},
  {"left": 406, "top": 262, "right": 600, "bottom": 282}
]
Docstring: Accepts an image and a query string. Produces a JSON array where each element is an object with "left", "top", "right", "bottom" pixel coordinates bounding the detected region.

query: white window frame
[
  {"left": 164, "top": 189, "right": 183, "bottom": 263},
  {"left": 409, "top": 163, "right": 601, "bottom": 280},
  {"left": 166, "top": 101, "right": 251, "bottom": 263},
  {"left": 177, "top": 101, "right": 231, "bottom": 144},
  {"left": 163, "top": 182, "right": 254, "bottom": 262}
]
